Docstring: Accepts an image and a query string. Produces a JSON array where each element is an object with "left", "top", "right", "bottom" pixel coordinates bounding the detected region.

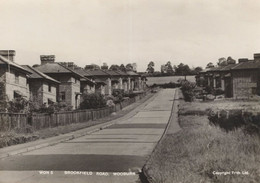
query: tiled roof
[
  {"left": 220, "top": 64, "right": 237, "bottom": 71},
  {"left": 0, "top": 55, "right": 31, "bottom": 74},
  {"left": 86, "top": 69, "right": 110, "bottom": 76},
  {"left": 22, "top": 65, "right": 60, "bottom": 84},
  {"left": 35, "top": 63, "right": 84, "bottom": 78},
  {"left": 103, "top": 70, "right": 121, "bottom": 76},
  {"left": 231, "top": 61, "right": 260, "bottom": 70},
  {"left": 115, "top": 70, "right": 128, "bottom": 76}
]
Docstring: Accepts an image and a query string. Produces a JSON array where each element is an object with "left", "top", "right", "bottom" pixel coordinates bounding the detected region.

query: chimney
[
  {"left": 254, "top": 53, "right": 260, "bottom": 61},
  {"left": 0, "top": 50, "right": 16, "bottom": 61},
  {"left": 40, "top": 55, "right": 55, "bottom": 65},
  {"left": 67, "top": 62, "right": 75, "bottom": 70},
  {"left": 238, "top": 58, "right": 249, "bottom": 63}
]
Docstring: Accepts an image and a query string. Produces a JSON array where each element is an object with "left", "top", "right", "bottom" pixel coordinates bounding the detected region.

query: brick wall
[{"left": 232, "top": 70, "right": 258, "bottom": 99}]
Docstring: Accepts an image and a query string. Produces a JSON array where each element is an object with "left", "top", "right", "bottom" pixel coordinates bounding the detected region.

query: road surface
[{"left": 0, "top": 89, "right": 176, "bottom": 183}]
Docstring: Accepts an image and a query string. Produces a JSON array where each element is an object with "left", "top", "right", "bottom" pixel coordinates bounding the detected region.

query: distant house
[
  {"left": 22, "top": 65, "right": 60, "bottom": 106},
  {"left": 126, "top": 71, "right": 141, "bottom": 91},
  {"left": 85, "top": 69, "right": 112, "bottom": 95},
  {"left": 114, "top": 70, "right": 129, "bottom": 92},
  {"left": 103, "top": 70, "right": 122, "bottom": 91},
  {"left": 35, "top": 56, "right": 84, "bottom": 109},
  {"left": 58, "top": 62, "right": 96, "bottom": 95},
  {"left": 0, "top": 50, "right": 31, "bottom": 103}
]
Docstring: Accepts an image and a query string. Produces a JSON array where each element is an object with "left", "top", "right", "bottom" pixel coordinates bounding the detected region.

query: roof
[
  {"left": 231, "top": 61, "right": 260, "bottom": 70},
  {"left": 86, "top": 69, "right": 111, "bottom": 77},
  {"left": 115, "top": 70, "right": 128, "bottom": 76},
  {"left": 73, "top": 68, "right": 92, "bottom": 77},
  {"left": 220, "top": 64, "right": 237, "bottom": 71},
  {"left": 22, "top": 65, "right": 60, "bottom": 84},
  {"left": 103, "top": 70, "right": 121, "bottom": 76},
  {"left": 126, "top": 71, "right": 140, "bottom": 76},
  {"left": 0, "top": 55, "right": 32, "bottom": 74},
  {"left": 206, "top": 66, "right": 226, "bottom": 72},
  {"left": 35, "top": 63, "right": 84, "bottom": 78}
]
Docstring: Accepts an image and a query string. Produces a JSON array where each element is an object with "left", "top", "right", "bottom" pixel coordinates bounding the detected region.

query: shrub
[
  {"left": 112, "top": 89, "right": 124, "bottom": 103},
  {"left": 7, "top": 97, "right": 29, "bottom": 113},
  {"left": 213, "top": 88, "right": 224, "bottom": 96},
  {"left": 80, "top": 93, "right": 106, "bottom": 109},
  {"left": 180, "top": 81, "right": 196, "bottom": 102}
]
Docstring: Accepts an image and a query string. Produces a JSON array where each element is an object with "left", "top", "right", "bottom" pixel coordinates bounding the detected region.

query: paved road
[{"left": 0, "top": 89, "right": 176, "bottom": 183}]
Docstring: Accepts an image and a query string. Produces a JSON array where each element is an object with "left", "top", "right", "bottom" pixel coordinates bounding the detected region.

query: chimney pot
[
  {"left": 40, "top": 55, "right": 55, "bottom": 65},
  {"left": 254, "top": 53, "right": 260, "bottom": 61},
  {"left": 238, "top": 58, "right": 249, "bottom": 63}
]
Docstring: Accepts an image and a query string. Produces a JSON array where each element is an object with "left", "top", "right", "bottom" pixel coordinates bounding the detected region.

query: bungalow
[
  {"left": 103, "top": 70, "right": 122, "bottom": 91},
  {"left": 0, "top": 50, "right": 31, "bottom": 103},
  {"left": 85, "top": 69, "right": 112, "bottom": 95},
  {"left": 22, "top": 65, "right": 60, "bottom": 106},
  {"left": 35, "top": 55, "right": 84, "bottom": 109},
  {"left": 230, "top": 55, "right": 260, "bottom": 99},
  {"left": 126, "top": 71, "right": 141, "bottom": 91},
  {"left": 114, "top": 70, "right": 129, "bottom": 92}
]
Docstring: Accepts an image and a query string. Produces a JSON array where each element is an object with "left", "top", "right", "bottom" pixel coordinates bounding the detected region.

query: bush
[
  {"left": 112, "top": 89, "right": 124, "bottom": 103},
  {"left": 213, "top": 88, "right": 224, "bottom": 96},
  {"left": 7, "top": 97, "right": 29, "bottom": 113},
  {"left": 180, "top": 81, "right": 196, "bottom": 102},
  {"left": 80, "top": 93, "right": 106, "bottom": 109}
]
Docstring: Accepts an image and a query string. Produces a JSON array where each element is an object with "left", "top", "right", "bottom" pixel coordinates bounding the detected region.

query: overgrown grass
[{"left": 145, "top": 108, "right": 260, "bottom": 183}]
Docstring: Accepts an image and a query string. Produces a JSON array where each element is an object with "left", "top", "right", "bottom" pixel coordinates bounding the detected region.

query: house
[
  {"left": 103, "top": 70, "right": 122, "bottom": 91},
  {"left": 35, "top": 55, "right": 84, "bottom": 109},
  {"left": 126, "top": 71, "right": 141, "bottom": 91},
  {"left": 230, "top": 54, "right": 260, "bottom": 99},
  {"left": 85, "top": 69, "right": 112, "bottom": 95},
  {"left": 114, "top": 70, "right": 129, "bottom": 92},
  {"left": 58, "top": 62, "right": 96, "bottom": 95},
  {"left": 21, "top": 65, "right": 60, "bottom": 106},
  {"left": 0, "top": 50, "right": 31, "bottom": 103}
]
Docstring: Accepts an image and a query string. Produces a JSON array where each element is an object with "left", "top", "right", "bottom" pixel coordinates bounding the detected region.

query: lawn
[{"left": 144, "top": 100, "right": 260, "bottom": 183}]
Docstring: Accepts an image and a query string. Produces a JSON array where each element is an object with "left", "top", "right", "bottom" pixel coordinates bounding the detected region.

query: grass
[{"left": 145, "top": 100, "right": 260, "bottom": 183}]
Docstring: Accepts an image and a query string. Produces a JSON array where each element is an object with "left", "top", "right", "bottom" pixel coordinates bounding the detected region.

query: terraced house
[
  {"left": 0, "top": 50, "right": 31, "bottom": 103},
  {"left": 35, "top": 56, "right": 84, "bottom": 109}
]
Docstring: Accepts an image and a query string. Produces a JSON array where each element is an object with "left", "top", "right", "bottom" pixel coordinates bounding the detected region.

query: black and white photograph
[{"left": 0, "top": 0, "right": 260, "bottom": 182}]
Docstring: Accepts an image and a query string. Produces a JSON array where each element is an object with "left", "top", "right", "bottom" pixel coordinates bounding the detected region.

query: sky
[{"left": 1, "top": 0, "right": 260, "bottom": 72}]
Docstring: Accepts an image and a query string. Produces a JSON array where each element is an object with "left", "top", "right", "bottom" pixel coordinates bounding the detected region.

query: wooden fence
[{"left": 0, "top": 91, "right": 149, "bottom": 132}]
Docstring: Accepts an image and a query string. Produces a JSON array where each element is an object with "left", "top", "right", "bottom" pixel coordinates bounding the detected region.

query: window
[
  {"left": 48, "top": 84, "right": 51, "bottom": 92},
  {"left": 15, "top": 73, "right": 19, "bottom": 84},
  {"left": 60, "top": 92, "right": 65, "bottom": 101}
]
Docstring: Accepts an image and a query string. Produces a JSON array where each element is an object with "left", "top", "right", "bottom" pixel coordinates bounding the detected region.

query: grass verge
[{"left": 144, "top": 100, "right": 260, "bottom": 183}]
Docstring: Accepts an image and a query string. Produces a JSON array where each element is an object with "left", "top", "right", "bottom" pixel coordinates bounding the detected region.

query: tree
[
  {"left": 109, "top": 64, "right": 120, "bottom": 71},
  {"left": 85, "top": 64, "right": 100, "bottom": 70},
  {"left": 126, "top": 63, "right": 133, "bottom": 71},
  {"left": 206, "top": 62, "right": 214, "bottom": 68},
  {"left": 146, "top": 61, "right": 155, "bottom": 74},
  {"left": 119, "top": 64, "right": 126, "bottom": 72},
  {"left": 175, "top": 63, "right": 191, "bottom": 76},
  {"left": 227, "top": 56, "right": 236, "bottom": 64},
  {"left": 218, "top": 57, "right": 227, "bottom": 66},
  {"left": 166, "top": 61, "right": 174, "bottom": 75},
  {"left": 132, "top": 63, "right": 137, "bottom": 72},
  {"left": 194, "top": 67, "right": 203, "bottom": 74},
  {"left": 101, "top": 63, "right": 108, "bottom": 70}
]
